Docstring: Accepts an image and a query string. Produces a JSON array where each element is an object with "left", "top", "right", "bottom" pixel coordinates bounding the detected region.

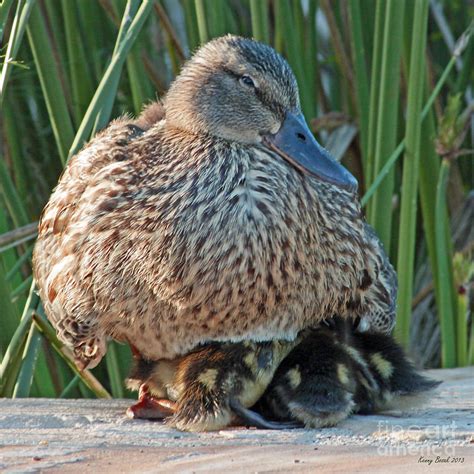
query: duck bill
[{"left": 262, "top": 112, "right": 358, "bottom": 192}]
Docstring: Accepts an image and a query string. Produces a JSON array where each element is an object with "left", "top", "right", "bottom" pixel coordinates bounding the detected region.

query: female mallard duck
[{"left": 33, "top": 35, "right": 397, "bottom": 427}]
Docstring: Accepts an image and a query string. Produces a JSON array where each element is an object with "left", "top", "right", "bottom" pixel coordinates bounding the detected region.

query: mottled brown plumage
[{"left": 33, "top": 35, "right": 396, "bottom": 372}]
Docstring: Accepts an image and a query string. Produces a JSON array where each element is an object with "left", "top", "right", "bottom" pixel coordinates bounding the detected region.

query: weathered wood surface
[{"left": 1, "top": 368, "right": 473, "bottom": 473}]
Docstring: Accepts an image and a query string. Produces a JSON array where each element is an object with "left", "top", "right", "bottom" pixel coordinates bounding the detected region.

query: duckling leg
[
  {"left": 125, "top": 342, "right": 178, "bottom": 420},
  {"left": 126, "top": 384, "right": 177, "bottom": 420},
  {"left": 128, "top": 341, "right": 142, "bottom": 360},
  {"left": 229, "top": 398, "right": 302, "bottom": 429}
]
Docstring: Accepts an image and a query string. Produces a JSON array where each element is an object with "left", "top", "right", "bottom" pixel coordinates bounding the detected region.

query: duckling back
[{"left": 257, "top": 320, "right": 439, "bottom": 428}]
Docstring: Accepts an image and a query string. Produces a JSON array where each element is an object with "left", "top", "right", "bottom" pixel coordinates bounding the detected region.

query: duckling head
[{"left": 165, "top": 35, "right": 357, "bottom": 192}]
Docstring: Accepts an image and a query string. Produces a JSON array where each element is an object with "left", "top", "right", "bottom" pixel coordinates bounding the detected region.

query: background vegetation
[{"left": 0, "top": 0, "right": 472, "bottom": 400}]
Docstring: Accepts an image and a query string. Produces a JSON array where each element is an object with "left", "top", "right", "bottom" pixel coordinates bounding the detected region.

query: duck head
[{"left": 165, "top": 35, "right": 357, "bottom": 192}]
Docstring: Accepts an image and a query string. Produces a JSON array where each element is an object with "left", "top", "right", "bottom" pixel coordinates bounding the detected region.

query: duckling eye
[{"left": 239, "top": 75, "right": 255, "bottom": 88}]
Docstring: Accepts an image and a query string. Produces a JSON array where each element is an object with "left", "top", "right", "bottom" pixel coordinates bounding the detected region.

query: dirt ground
[{"left": 1, "top": 367, "right": 473, "bottom": 473}]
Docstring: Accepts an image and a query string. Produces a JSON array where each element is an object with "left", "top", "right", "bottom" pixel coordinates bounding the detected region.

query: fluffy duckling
[
  {"left": 257, "top": 319, "right": 440, "bottom": 428},
  {"left": 126, "top": 338, "right": 299, "bottom": 431},
  {"left": 33, "top": 35, "right": 396, "bottom": 371},
  {"left": 124, "top": 318, "right": 437, "bottom": 432}
]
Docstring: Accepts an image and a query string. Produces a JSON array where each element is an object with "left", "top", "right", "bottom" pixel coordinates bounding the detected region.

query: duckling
[
  {"left": 33, "top": 35, "right": 397, "bottom": 419},
  {"left": 126, "top": 338, "right": 300, "bottom": 431},
  {"left": 256, "top": 319, "right": 440, "bottom": 428},
  {"left": 124, "top": 317, "right": 437, "bottom": 432}
]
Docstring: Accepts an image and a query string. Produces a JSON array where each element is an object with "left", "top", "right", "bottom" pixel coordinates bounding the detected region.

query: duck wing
[{"left": 33, "top": 111, "right": 160, "bottom": 369}]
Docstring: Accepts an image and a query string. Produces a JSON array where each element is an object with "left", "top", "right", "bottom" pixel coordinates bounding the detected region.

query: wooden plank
[{"left": 0, "top": 367, "right": 473, "bottom": 472}]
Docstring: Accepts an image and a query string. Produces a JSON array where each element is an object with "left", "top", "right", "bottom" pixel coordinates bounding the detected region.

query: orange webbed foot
[{"left": 126, "top": 384, "right": 177, "bottom": 420}]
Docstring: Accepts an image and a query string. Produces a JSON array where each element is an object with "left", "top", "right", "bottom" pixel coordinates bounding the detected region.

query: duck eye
[{"left": 239, "top": 75, "right": 255, "bottom": 88}]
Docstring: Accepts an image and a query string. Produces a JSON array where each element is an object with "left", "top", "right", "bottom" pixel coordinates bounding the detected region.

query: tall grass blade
[
  {"left": 155, "top": 2, "right": 186, "bottom": 61},
  {"left": 367, "top": 0, "right": 405, "bottom": 250},
  {"left": 5, "top": 247, "right": 32, "bottom": 279},
  {"left": 275, "top": 0, "right": 310, "bottom": 118},
  {"left": 27, "top": 3, "right": 75, "bottom": 164},
  {"left": 250, "top": 0, "right": 265, "bottom": 42},
  {"left": 304, "top": 0, "right": 318, "bottom": 119},
  {"left": 12, "top": 324, "right": 41, "bottom": 397},
  {"left": 0, "top": 161, "right": 29, "bottom": 227},
  {"left": 0, "top": 258, "right": 20, "bottom": 355},
  {"left": 32, "top": 314, "right": 112, "bottom": 399},
  {"left": 11, "top": 274, "right": 33, "bottom": 301},
  {"left": 194, "top": 0, "right": 208, "bottom": 43},
  {"left": 453, "top": 253, "right": 472, "bottom": 367},
  {"left": 0, "top": 0, "right": 15, "bottom": 41},
  {"left": 348, "top": 0, "right": 370, "bottom": 165},
  {"left": 2, "top": 99, "right": 29, "bottom": 206},
  {"left": 126, "top": 47, "right": 155, "bottom": 115},
  {"left": 366, "top": 0, "right": 385, "bottom": 187},
  {"left": 361, "top": 49, "right": 462, "bottom": 207},
  {"left": 0, "top": 281, "right": 37, "bottom": 395},
  {"left": 0, "top": 0, "right": 35, "bottom": 106},
  {"left": 105, "top": 343, "right": 125, "bottom": 398},
  {"left": 321, "top": 0, "right": 356, "bottom": 113},
  {"left": 395, "top": 0, "right": 430, "bottom": 346},
  {"left": 0, "top": 0, "right": 35, "bottom": 104},
  {"left": 91, "top": 0, "right": 141, "bottom": 137},
  {"left": 60, "top": 374, "right": 80, "bottom": 398},
  {"left": 61, "top": 0, "right": 95, "bottom": 126},
  {"left": 70, "top": 0, "right": 154, "bottom": 158},
  {"left": 433, "top": 160, "right": 456, "bottom": 367},
  {"left": 182, "top": 0, "right": 199, "bottom": 51}
]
